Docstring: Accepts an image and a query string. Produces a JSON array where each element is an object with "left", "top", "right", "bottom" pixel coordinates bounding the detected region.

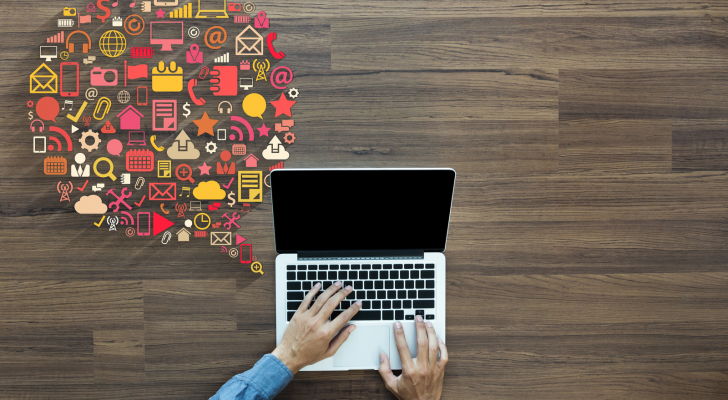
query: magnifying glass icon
[
  {"left": 93, "top": 157, "right": 117, "bottom": 181},
  {"left": 175, "top": 164, "right": 195, "bottom": 184},
  {"left": 251, "top": 262, "right": 264, "bottom": 275}
]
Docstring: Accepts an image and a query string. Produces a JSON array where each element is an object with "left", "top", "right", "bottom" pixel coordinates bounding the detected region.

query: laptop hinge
[{"left": 297, "top": 250, "right": 424, "bottom": 261}]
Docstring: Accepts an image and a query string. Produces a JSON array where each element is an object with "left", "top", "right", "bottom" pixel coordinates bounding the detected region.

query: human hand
[
  {"left": 272, "top": 281, "right": 362, "bottom": 374},
  {"left": 379, "top": 316, "right": 448, "bottom": 400}
]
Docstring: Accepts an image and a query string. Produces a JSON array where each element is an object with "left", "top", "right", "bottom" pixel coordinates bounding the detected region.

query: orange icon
[
  {"left": 124, "top": 15, "right": 145, "bottom": 36},
  {"left": 204, "top": 26, "right": 227, "bottom": 50},
  {"left": 44, "top": 156, "right": 67, "bottom": 175}
]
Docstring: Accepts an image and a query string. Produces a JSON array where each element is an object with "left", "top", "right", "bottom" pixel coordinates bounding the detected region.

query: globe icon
[
  {"left": 99, "top": 30, "right": 127, "bottom": 58},
  {"left": 117, "top": 90, "right": 130, "bottom": 104}
]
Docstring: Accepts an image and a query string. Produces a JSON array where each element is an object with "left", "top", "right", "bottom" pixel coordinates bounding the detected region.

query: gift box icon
[{"left": 152, "top": 61, "right": 183, "bottom": 92}]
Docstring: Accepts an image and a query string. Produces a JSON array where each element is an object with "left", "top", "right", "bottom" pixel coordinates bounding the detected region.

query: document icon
[
  {"left": 237, "top": 171, "right": 262, "bottom": 203},
  {"left": 153, "top": 100, "right": 177, "bottom": 131},
  {"left": 157, "top": 160, "right": 171, "bottom": 178}
]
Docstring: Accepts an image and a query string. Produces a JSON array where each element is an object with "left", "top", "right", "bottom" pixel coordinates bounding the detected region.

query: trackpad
[{"left": 333, "top": 325, "right": 389, "bottom": 368}]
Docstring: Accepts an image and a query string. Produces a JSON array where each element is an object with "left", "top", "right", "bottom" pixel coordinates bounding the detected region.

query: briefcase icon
[
  {"left": 63, "top": 7, "right": 77, "bottom": 16},
  {"left": 149, "top": 182, "right": 177, "bottom": 201},
  {"left": 211, "top": 232, "right": 232, "bottom": 246},
  {"left": 152, "top": 61, "right": 183, "bottom": 92}
]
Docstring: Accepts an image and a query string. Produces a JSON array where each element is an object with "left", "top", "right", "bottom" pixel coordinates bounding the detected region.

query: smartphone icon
[
  {"left": 60, "top": 62, "right": 80, "bottom": 97},
  {"left": 33, "top": 136, "right": 47, "bottom": 153},
  {"left": 137, "top": 86, "right": 148, "bottom": 106},
  {"left": 240, "top": 244, "right": 252, "bottom": 264},
  {"left": 137, "top": 212, "right": 151, "bottom": 236}
]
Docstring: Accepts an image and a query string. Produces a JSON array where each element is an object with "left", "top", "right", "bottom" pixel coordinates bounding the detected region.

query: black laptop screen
[{"left": 270, "top": 169, "right": 456, "bottom": 253}]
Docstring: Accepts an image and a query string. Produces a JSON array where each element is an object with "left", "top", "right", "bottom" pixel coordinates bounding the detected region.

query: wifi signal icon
[
  {"left": 48, "top": 127, "right": 73, "bottom": 151},
  {"left": 119, "top": 211, "right": 134, "bottom": 226}
]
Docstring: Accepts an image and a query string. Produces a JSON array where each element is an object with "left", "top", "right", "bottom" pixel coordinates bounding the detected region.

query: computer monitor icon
[
  {"left": 239, "top": 78, "right": 253, "bottom": 90},
  {"left": 150, "top": 21, "right": 184, "bottom": 51},
  {"left": 40, "top": 46, "right": 58, "bottom": 62},
  {"left": 196, "top": 0, "right": 229, "bottom": 18}
]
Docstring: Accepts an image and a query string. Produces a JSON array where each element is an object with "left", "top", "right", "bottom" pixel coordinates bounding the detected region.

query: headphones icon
[
  {"left": 66, "top": 30, "right": 92, "bottom": 53},
  {"left": 30, "top": 119, "right": 45, "bottom": 132},
  {"left": 218, "top": 101, "right": 232, "bottom": 114}
]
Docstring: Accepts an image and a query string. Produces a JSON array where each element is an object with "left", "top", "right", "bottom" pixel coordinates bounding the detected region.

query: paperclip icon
[
  {"left": 93, "top": 97, "right": 112, "bottom": 120},
  {"left": 135, "top": 176, "right": 146, "bottom": 190}
]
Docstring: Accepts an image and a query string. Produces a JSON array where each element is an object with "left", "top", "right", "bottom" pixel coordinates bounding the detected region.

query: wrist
[{"left": 272, "top": 345, "right": 303, "bottom": 374}]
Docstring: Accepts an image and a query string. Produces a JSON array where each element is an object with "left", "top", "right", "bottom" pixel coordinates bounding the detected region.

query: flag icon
[{"left": 124, "top": 61, "right": 148, "bottom": 87}]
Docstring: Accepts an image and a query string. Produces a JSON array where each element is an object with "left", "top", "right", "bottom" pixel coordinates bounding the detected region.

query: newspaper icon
[{"left": 152, "top": 100, "right": 177, "bottom": 131}]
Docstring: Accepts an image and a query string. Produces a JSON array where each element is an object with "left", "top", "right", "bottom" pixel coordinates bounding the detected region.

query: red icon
[
  {"left": 217, "top": 150, "right": 236, "bottom": 174},
  {"left": 36, "top": 97, "right": 60, "bottom": 122},
  {"left": 101, "top": 120, "right": 116, "bottom": 133},
  {"left": 150, "top": 182, "right": 177, "bottom": 201},
  {"left": 131, "top": 47, "right": 155, "bottom": 58},
  {"left": 270, "top": 66, "right": 293, "bottom": 90},
  {"left": 253, "top": 11, "right": 269, "bottom": 29},
  {"left": 208, "top": 202, "right": 221, "bottom": 211},
  {"left": 188, "top": 78, "right": 205, "bottom": 106},
  {"left": 186, "top": 44, "right": 203, "bottom": 64},
  {"left": 125, "top": 148, "right": 154, "bottom": 172},
  {"left": 210, "top": 66, "right": 238, "bottom": 97},
  {"left": 90, "top": 67, "right": 118, "bottom": 86},
  {"left": 266, "top": 32, "right": 285, "bottom": 59},
  {"left": 124, "top": 61, "right": 148, "bottom": 86},
  {"left": 65, "top": 30, "right": 92, "bottom": 53},
  {"left": 152, "top": 212, "right": 175, "bottom": 236},
  {"left": 60, "top": 62, "right": 80, "bottom": 97},
  {"left": 175, "top": 163, "right": 195, "bottom": 184}
]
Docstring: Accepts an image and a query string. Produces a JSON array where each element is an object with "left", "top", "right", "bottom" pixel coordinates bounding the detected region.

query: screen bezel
[{"left": 271, "top": 168, "right": 456, "bottom": 254}]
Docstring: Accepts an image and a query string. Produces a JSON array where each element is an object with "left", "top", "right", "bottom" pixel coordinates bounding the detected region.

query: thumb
[
  {"left": 325, "top": 324, "right": 356, "bottom": 357},
  {"left": 378, "top": 352, "right": 398, "bottom": 390}
]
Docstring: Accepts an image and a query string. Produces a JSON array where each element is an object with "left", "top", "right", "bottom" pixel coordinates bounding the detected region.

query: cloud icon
[
  {"left": 167, "top": 130, "right": 201, "bottom": 160},
  {"left": 193, "top": 181, "right": 226, "bottom": 200},
  {"left": 262, "top": 135, "right": 290, "bottom": 161},
  {"left": 74, "top": 195, "right": 108, "bottom": 214}
]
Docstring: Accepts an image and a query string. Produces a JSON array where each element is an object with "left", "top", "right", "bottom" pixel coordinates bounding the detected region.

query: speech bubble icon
[
  {"left": 243, "top": 93, "right": 266, "bottom": 119},
  {"left": 36, "top": 96, "right": 60, "bottom": 122},
  {"left": 107, "top": 139, "right": 123, "bottom": 156}
]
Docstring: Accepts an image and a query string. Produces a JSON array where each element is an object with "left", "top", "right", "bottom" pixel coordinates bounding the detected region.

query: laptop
[
  {"left": 127, "top": 131, "right": 146, "bottom": 145},
  {"left": 195, "top": 0, "right": 229, "bottom": 18},
  {"left": 272, "top": 168, "right": 456, "bottom": 371}
]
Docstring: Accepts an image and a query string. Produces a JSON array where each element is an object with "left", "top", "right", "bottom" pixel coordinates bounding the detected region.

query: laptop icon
[
  {"left": 128, "top": 131, "right": 146, "bottom": 146},
  {"left": 190, "top": 201, "right": 202, "bottom": 211},
  {"left": 196, "top": 0, "right": 229, "bottom": 18}
]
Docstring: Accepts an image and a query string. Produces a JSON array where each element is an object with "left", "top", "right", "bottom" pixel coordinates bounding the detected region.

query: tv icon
[
  {"left": 40, "top": 46, "right": 58, "bottom": 62},
  {"left": 150, "top": 21, "right": 184, "bottom": 52},
  {"left": 239, "top": 78, "right": 253, "bottom": 91}
]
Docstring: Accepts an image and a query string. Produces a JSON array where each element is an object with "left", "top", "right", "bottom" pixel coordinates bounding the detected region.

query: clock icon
[{"left": 194, "top": 213, "right": 211, "bottom": 230}]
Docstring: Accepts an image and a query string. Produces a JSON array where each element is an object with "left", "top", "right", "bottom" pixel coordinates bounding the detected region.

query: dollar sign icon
[
  {"left": 96, "top": 0, "right": 111, "bottom": 23},
  {"left": 182, "top": 102, "right": 191, "bottom": 118},
  {"left": 28, "top": 111, "right": 33, "bottom": 120},
  {"left": 227, "top": 191, "right": 236, "bottom": 207}
]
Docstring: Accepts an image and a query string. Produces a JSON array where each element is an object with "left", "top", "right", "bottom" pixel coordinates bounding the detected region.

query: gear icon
[
  {"left": 287, "top": 88, "right": 299, "bottom": 99},
  {"left": 27, "top": 100, "right": 34, "bottom": 107},
  {"left": 79, "top": 129, "right": 101, "bottom": 152},
  {"left": 205, "top": 141, "right": 218, "bottom": 154},
  {"left": 283, "top": 132, "right": 296, "bottom": 145}
]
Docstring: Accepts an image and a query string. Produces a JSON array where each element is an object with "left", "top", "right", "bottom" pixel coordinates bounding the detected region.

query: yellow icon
[
  {"left": 157, "top": 160, "right": 171, "bottom": 178},
  {"left": 194, "top": 212, "right": 211, "bottom": 230},
  {"left": 93, "top": 157, "right": 117, "bottom": 181},
  {"left": 63, "top": 7, "right": 77, "bottom": 16},
  {"left": 252, "top": 58, "right": 269, "bottom": 81},
  {"left": 193, "top": 181, "right": 226, "bottom": 200},
  {"left": 99, "top": 30, "right": 127, "bottom": 58},
  {"left": 251, "top": 262, "right": 263, "bottom": 274},
  {"left": 93, "top": 215, "right": 106, "bottom": 227},
  {"left": 60, "top": 51, "right": 70, "bottom": 60},
  {"left": 152, "top": 61, "right": 183, "bottom": 92},
  {"left": 30, "top": 63, "right": 58, "bottom": 94},
  {"left": 236, "top": 26, "right": 264, "bottom": 56},
  {"left": 150, "top": 135, "right": 165, "bottom": 151},
  {"left": 93, "top": 97, "right": 112, "bottom": 120},
  {"left": 238, "top": 171, "right": 263, "bottom": 203},
  {"left": 242, "top": 93, "right": 266, "bottom": 119},
  {"left": 67, "top": 101, "right": 88, "bottom": 123}
]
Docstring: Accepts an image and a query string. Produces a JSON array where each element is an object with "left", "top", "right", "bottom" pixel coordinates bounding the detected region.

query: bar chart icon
[
  {"left": 168, "top": 2, "right": 193, "bottom": 18},
  {"left": 46, "top": 32, "right": 65, "bottom": 44},
  {"left": 214, "top": 52, "right": 229, "bottom": 63}
]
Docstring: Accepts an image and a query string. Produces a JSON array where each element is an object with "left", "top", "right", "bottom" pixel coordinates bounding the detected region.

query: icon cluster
[{"left": 32, "top": 0, "right": 298, "bottom": 272}]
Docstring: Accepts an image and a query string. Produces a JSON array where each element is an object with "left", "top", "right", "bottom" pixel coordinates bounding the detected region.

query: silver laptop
[{"left": 272, "top": 168, "right": 456, "bottom": 371}]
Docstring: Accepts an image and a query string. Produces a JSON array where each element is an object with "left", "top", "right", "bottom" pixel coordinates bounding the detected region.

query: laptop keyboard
[{"left": 286, "top": 263, "right": 436, "bottom": 322}]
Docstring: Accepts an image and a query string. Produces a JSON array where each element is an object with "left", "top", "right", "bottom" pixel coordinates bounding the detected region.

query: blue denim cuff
[{"left": 243, "top": 354, "right": 294, "bottom": 399}]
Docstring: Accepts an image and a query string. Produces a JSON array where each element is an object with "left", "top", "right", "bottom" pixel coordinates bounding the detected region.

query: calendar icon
[
  {"left": 44, "top": 156, "right": 67, "bottom": 175},
  {"left": 126, "top": 149, "right": 154, "bottom": 172}
]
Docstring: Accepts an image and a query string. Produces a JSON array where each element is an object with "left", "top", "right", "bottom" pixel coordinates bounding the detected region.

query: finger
[
  {"left": 296, "top": 282, "right": 321, "bottom": 314},
  {"left": 319, "top": 285, "right": 354, "bottom": 321},
  {"left": 425, "top": 321, "right": 439, "bottom": 367},
  {"left": 414, "top": 315, "right": 429, "bottom": 366},
  {"left": 308, "top": 281, "right": 342, "bottom": 316},
  {"left": 330, "top": 300, "right": 362, "bottom": 331},
  {"left": 324, "top": 324, "right": 356, "bottom": 358},
  {"left": 436, "top": 338, "right": 449, "bottom": 370},
  {"left": 394, "top": 321, "right": 415, "bottom": 372},
  {"left": 378, "top": 352, "right": 399, "bottom": 391}
]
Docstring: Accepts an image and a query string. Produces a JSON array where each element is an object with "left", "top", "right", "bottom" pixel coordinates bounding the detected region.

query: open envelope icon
[
  {"left": 236, "top": 26, "right": 264, "bottom": 56},
  {"left": 211, "top": 232, "right": 232, "bottom": 246},
  {"left": 30, "top": 63, "right": 58, "bottom": 94},
  {"left": 149, "top": 182, "right": 177, "bottom": 201}
]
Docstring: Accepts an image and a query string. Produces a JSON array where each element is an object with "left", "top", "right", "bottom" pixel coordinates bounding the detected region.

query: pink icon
[
  {"left": 210, "top": 66, "right": 238, "bottom": 97},
  {"left": 240, "top": 60, "right": 250, "bottom": 70},
  {"left": 152, "top": 100, "right": 177, "bottom": 131},
  {"left": 116, "top": 105, "right": 144, "bottom": 130},
  {"left": 90, "top": 67, "right": 118, "bottom": 87},
  {"left": 79, "top": 14, "right": 92, "bottom": 24},
  {"left": 234, "top": 15, "right": 250, "bottom": 23},
  {"left": 86, "top": 3, "right": 96, "bottom": 12},
  {"left": 254, "top": 11, "right": 269, "bottom": 29},
  {"left": 124, "top": 61, "right": 148, "bottom": 87},
  {"left": 244, "top": 154, "right": 258, "bottom": 168},
  {"left": 186, "top": 44, "right": 203, "bottom": 64}
]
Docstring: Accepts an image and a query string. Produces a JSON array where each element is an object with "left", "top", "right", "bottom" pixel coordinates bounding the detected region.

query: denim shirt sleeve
[{"left": 210, "top": 354, "right": 294, "bottom": 400}]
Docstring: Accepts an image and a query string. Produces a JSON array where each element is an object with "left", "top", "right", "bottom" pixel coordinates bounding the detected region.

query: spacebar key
[{"left": 350, "top": 311, "right": 381, "bottom": 321}]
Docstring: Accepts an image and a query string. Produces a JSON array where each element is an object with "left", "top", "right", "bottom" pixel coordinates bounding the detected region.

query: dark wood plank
[
  {"left": 672, "top": 120, "right": 728, "bottom": 171},
  {"left": 93, "top": 330, "right": 145, "bottom": 384}
]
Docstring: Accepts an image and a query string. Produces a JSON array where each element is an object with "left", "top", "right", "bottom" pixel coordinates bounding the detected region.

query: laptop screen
[{"left": 271, "top": 169, "right": 456, "bottom": 253}]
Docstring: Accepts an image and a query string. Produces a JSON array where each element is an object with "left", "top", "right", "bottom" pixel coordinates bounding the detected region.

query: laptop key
[
  {"left": 350, "top": 271, "right": 358, "bottom": 280},
  {"left": 297, "top": 265, "right": 306, "bottom": 270},
  {"left": 395, "top": 281, "right": 404, "bottom": 289},
  {"left": 370, "top": 271, "right": 378, "bottom": 279},
  {"left": 415, "top": 264, "right": 424, "bottom": 269},
  {"left": 388, "top": 290, "right": 397, "bottom": 299},
  {"left": 324, "top": 281, "right": 332, "bottom": 288},
  {"left": 356, "top": 291, "right": 366, "bottom": 300},
  {"left": 415, "top": 280, "right": 424, "bottom": 289},
  {"left": 405, "top": 315, "right": 415, "bottom": 320},
  {"left": 380, "top": 271, "right": 389, "bottom": 279},
  {"left": 367, "top": 291, "right": 376, "bottom": 300},
  {"left": 341, "top": 265, "right": 350, "bottom": 270},
  {"left": 351, "top": 311, "right": 381, "bottom": 321},
  {"left": 320, "top": 265, "right": 328, "bottom": 270},
  {"left": 344, "top": 281, "right": 353, "bottom": 288},
  {"left": 287, "top": 301, "right": 302, "bottom": 310},
  {"left": 405, "top": 280, "right": 414, "bottom": 289},
  {"left": 362, "top": 301, "right": 371, "bottom": 309},
  {"left": 297, "top": 272, "right": 306, "bottom": 280},
  {"left": 331, "top": 311, "right": 342, "bottom": 320},
  {"left": 395, "top": 310, "right": 404, "bottom": 320},
  {"left": 393, "top": 300, "right": 402, "bottom": 309},
  {"left": 426, "top": 280, "right": 435, "bottom": 289},
  {"left": 362, "top": 264, "right": 371, "bottom": 270},
  {"left": 372, "top": 300, "right": 381, "bottom": 309},
  {"left": 351, "top": 264, "right": 360, "bottom": 270},
  {"left": 413, "top": 300, "right": 435, "bottom": 309},
  {"left": 354, "top": 281, "right": 363, "bottom": 290},
  {"left": 338, "top": 271, "right": 347, "bottom": 280},
  {"left": 401, "top": 271, "right": 409, "bottom": 279},
  {"left": 383, "top": 300, "right": 391, "bottom": 309},
  {"left": 307, "top": 272, "right": 316, "bottom": 280},
  {"left": 287, "top": 272, "right": 295, "bottom": 280},
  {"left": 308, "top": 265, "right": 317, "bottom": 270},
  {"left": 421, "top": 271, "right": 435, "bottom": 279},
  {"left": 384, "top": 264, "right": 393, "bottom": 270},
  {"left": 287, "top": 292, "right": 304, "bottom": 301},
  {"left": 302, "top": 281, "right": 312, "bottom": 290},
  {"left": 385, "top": 281, "right": 394, "bottom": 289},
  {"left": 377, "top": 291, "right": 387, "bottom": 299},
  {"left": 346, "top": 291, "right": 355, "bottom": 300},
  {"left": 328, "top": 271, "right": 337, "bottom": 280},
  {"left": 287, "top": 282, "right": 301, "bottom": 291},
  {"left": 360, "top": 271, "right": 369, "bottom": 280},
  {"left": 411, "top": 271, "right": 419, "bottom": 279},
  {"left": 391, "top": 271, "right": 399, "bottom": 279},
  {"left": 404, "top": 300, "right": 412, "bottom": 308},
  {"left": 373, "top": 264, "right": 382, "bottom": 270},
  {"left": 375, "top": 280, "right": 383, "bottom": 289},
  {"left": 419, "top": 290, "right": 435, "bottom": 299},
  {"left": 330, "top": 265, "right": 339, "bottom": 270},
  {"left": 287, "top": 265, "right": 296, "bottom": 271},
  {"left": 408, "top": 290, "right": 417, "bottom": 299},
  {"left": 426, "top": 314, "right": 435, "bottom": 320},
  {"left": 398, "top": 290, "right": 407, "bottom": 299},
  {"left": 415, "top": 310, "right": 425, "bottom": 316},
  {"left": 383, "top": 310, "right": 394, "bottom": 320},
  {"left": 341, "top": 301, "right": 350, "bottom": 309},
  {"left": 404, "top": 264, "right": 414, "bottom": 269},
  {"left": 287, "top": 311, "right": 295, "bottom": 321},
  {"left": 425, "top": 263, "right": 435, "bottom": 269},
  {"left": 364, "top": 281, "right": 373, "bottom": 290},
  {"left": 318, "top": 271, "right": 326, "bottom": 280}
]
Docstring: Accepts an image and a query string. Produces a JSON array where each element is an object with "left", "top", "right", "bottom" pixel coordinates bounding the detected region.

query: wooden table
[{"left": 1, "top": 1, "right": 727, "bottom": 398}]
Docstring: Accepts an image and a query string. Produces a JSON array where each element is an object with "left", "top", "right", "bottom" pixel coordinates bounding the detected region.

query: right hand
[{"left": 378, "top": 316, "right": 448, "bottom": 400}]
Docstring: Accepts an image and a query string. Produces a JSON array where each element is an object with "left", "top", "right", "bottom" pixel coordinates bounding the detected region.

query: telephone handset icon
[
  {"left": 266, "top": 32, "right": 285, "bottom": 60},
  {"left": 188, "top": 78, "right": 205, "bottom": 106},
  {"left": 150, "top": 135, "right": 165, "bottom": 152}
]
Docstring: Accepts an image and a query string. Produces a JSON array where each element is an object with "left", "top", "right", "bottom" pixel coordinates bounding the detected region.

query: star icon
[
  {"left": 270, "top": 93, "right": 296, "bottom": 118},
  {"left": 155, "top": 8, "right": 165, "bottom": 18},
  {"left": 198, "top": 162, "right": 212, "bottom": 176},
  {"left": 193, "top": 111, "right": 219, "bottom": 137},
  {"left": 257, "top": 123, "right": 271, "bottom": 137}
]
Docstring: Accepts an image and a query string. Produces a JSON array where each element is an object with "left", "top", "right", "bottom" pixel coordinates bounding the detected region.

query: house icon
[
  {"left": 116, "top": 105, "right": 144, "bottom": 130},
  {"left": 244, "top": 154, "right": 259, "bottom": 168},
  {"left": 176, "top": 228, "right": 191, "bottom": 242}
]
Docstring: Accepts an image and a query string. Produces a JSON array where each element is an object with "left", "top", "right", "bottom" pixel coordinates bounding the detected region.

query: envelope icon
[
  {"left": 211, "top": 232, "right": 231, "bottom": 246},
  {"left": 235, "top": 26, "right": 264, "bottom": 56},
  {"left": 149, "top": 182, "right": 176, "bottom": 201},
  {"left": 30, "top": 63, "right": 58, "bottom": 94}
]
